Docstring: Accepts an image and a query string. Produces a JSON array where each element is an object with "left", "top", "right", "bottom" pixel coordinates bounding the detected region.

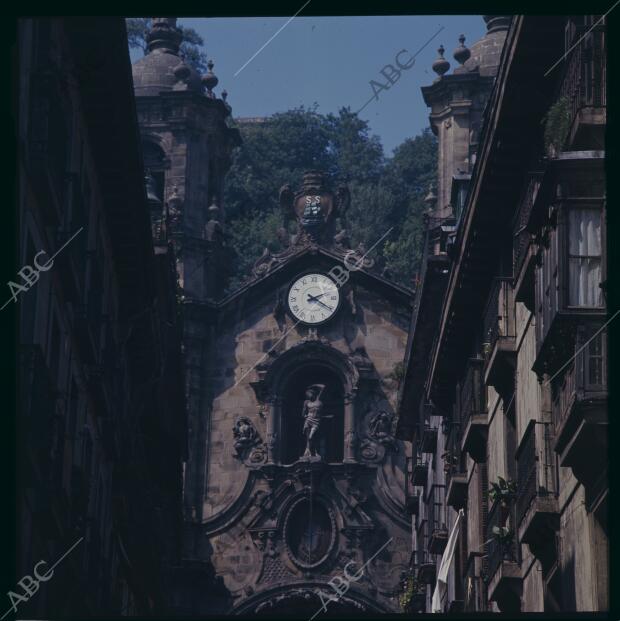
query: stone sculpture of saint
[{"left": 301, "top": 384, "right": 332, "bottom": 458}]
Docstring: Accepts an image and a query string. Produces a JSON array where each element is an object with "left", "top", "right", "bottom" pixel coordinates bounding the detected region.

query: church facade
[{"left": 131, "top": 21, "right": 414, "bottom": 615}]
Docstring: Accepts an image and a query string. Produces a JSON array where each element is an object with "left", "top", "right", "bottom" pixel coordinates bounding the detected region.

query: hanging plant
[
  {"left": 492, "top": 525, "right": 515, "bottom": 548},
  {"left": 543, "top": 96, "right": 571, "bottom": 158},
  {"left": 488, "top": 476, "right": 517, "bottom": 506}
]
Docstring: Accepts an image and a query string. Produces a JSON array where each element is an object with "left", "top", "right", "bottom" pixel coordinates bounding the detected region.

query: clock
[{"left": 287, "top": 273, "right": 341, "bottom": 325}]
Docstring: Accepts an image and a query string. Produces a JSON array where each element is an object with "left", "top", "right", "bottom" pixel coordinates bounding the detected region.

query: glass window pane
[
  {"left": 568, "top": 209, "right": 602, "bottom": 256},
  {"left": 569, "top": 257, "right": 602, "bottom": 306}
]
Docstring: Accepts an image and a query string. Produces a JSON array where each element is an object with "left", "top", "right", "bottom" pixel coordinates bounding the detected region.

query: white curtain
[
  {"left": 568, "top": 209, "right": 602, "bottom": 307},
  {"left": 431, "top": 509, "right": 464, "bottom": 613}
]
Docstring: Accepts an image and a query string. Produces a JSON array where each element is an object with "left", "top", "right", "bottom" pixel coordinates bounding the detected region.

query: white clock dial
[{"left": 287, "top": 273, "right": 340, "bottom": 325}]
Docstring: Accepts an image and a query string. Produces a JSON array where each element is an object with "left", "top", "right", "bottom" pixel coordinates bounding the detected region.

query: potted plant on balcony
[
  {"left": 491, "top": 525, "right": 516, "bottom": 561},
  {"left": 543, "top": 95, "right": 571, "bottom": 158},
  {"left": 399, "top": 572, "right": 425, "bottom": 613},
  {"left": 488, "top": 476, "right": 517, "bottom": 508}
]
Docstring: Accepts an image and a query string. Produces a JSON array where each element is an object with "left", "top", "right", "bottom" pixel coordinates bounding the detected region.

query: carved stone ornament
[
  {"left": 232, "top": 417, "right": 265, "bottom": 463},
  {"left": 367, "top": 410, "right": 396, "bottom": 448},
  {"left": 246, "top": 171, "right": 390, "bottom": 283}
]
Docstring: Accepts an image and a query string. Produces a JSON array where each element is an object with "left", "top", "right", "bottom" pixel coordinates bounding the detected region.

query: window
[
  {"left": 584, "top": 327, "right": 607, "bottom": 389},
  {"left": 567, "top": 208, "right": 603, "bottom": 307}
]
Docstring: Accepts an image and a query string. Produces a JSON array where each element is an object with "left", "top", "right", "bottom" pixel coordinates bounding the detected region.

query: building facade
[
  {"left": 130, "top": 19, "right": 418, "bottom": 616},
  {"left": 16, "top": 18, "right": 186, "bottom": 616},
  {"left": 397, "top": 15, "right": 608, "bottom": 614}
]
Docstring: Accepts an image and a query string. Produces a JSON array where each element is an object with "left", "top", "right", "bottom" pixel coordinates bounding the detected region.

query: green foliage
[
  {"left": 543, "top": 96, "right": 571, "bottom": 156},
  {"left": 488, "top": 476, "right": 517, "bottom": 505},
  {"left": 125, "top": 18, "right": 209, "bottom": 73},
  {"left": 224, "top": 107, "right": 437, "bottom": 292},
  {"left": 399, "top": 572, "right": 424, "bottom": 612}
]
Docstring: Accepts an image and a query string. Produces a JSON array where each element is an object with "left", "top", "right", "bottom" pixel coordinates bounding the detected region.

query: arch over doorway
[{"left": 231, "top": 583, "right": 388, "bottom": 617}]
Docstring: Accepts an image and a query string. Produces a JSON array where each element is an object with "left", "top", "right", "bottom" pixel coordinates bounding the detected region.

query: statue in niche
[{"left": 301, "top": 384, "right": 332, "bottom": 459}]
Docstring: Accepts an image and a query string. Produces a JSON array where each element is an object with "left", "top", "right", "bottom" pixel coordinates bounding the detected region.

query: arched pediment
[{"left": 250, "top": 338, "right": 361, "bottom": 402}]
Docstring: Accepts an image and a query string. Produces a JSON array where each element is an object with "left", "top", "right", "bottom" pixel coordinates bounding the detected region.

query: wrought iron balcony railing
[
  {"left": 559, "top": 22, "right": 606, "bottom": 143},
  {"left": 459, "top": 357, "right": 488, "bottom": 462},
  {"left": 485, "top": 499, "right": 519, "bottom": 584},
  {"left": 516, "top": 422, "right": 557, "bottom": 526},
  {"left": 482, "top": 278, "right": 516, "bottom": 363},
  {"left": 513, "top": 173, "right": 544, "bottom": 279}
]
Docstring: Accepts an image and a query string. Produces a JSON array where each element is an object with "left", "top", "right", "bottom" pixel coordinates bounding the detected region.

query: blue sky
[{"left": 132, "top": 15, "right": 487, "bottom": 155}]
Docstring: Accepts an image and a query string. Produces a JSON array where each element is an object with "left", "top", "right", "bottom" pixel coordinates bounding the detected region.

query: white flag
[{"left": 431, "top": 508, "right": 464, "bottom": 613}]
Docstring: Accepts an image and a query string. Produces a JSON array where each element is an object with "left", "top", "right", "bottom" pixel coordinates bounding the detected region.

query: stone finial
[
  {"left": 483, "top": 15, "right": 512, "bottom": 33},
  {"left": 146, "top": 17, "right": 182, "bottom": 54},
  {"left": 207, "top": 202, "right": 221, "bottom": 221},
  {"left": 202, "top": 59, "right": 219, "bottom": 98},
  {"left": 453, "top": 34, "right": 471, "bottom": 65},
  {"left": 221, "top": 89, "right": 232, "bottom": 115},
  {"left": 173, "top": 62, "right": 191, "bottom": 89},
  {"left": 432, "top": 45, "right": 450, "bottom": 77}
]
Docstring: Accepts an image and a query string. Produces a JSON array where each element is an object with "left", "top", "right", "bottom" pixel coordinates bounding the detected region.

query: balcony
[
  {"left": 485, "top": 499, "right": 521, "bottom": 611},
  {"left": 559, "top": 22, "right": 606, "bottom": 150},
  {"left": 414, "top": 550, "right": 436, "bottom": 585},
  {"left": 482, "top": 278, "right": 516, "bottom": 393},
  {"left": 531, "top": 156, "right": 605, "bottom": 379},
  {"left": 463, "top": 553, "right": 486, "bottom": 612},
  {"left": 405, "top": 457, "right": 420, "bottom": 515},
  {"left": 420, "top": 425, "right": 437, "bottom": 454},
  {"left": 446, "top": 467, "right": 468, "bottom": 511},
  {"left": 445, "top": 429, "right": 467, "bottom": 509},
  {"left": 459, "top": 358, "right": 487, "bottom": 463},
  {"left": 402, "top": 563, "right": 427, "bottom": 613},
  {"left": 513, "top": 172, "right": 544, "bottom": 311},
  {"left": 412, "top": 460, "right": 428, "bottom": 486},
  {"left": 427, "top": 485, "right": 448, "bottom": 555},
  {"left": 552, "top": 325, "right": 607, "bottom": 494},
  {"left": 516, "top": 421, "right": 559, "bottom": 561}
]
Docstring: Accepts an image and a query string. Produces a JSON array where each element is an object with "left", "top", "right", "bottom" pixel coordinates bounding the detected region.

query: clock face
[{"left": 287, "top": 273, "right": 340, "bottom": 325}]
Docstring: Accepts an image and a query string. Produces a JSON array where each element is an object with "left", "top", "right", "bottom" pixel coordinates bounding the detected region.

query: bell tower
[
  {"left": 132, "top": 17, "right": 241, "bottom": 300},
  {"left": 131, "top": 18, "right": 241, "bottom": 614},
  {"left": 421, "top": 16, "right": 510, "bottom": 244}
]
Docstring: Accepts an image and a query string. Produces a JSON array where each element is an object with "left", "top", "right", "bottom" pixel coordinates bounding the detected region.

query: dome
[
  {"left": 132, "top": 18, "right": 202, "bottom": 96},
  {"left": 460, "top": 15, "right": 511, "bottom": 77}
]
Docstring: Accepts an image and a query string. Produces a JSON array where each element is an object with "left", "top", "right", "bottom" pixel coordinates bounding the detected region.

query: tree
[
  {"left": 223, "top": 107, "right": 437, "bottom": 292},
  {"left": 125, "top": 18, "right": 209, "bottom": 73}
]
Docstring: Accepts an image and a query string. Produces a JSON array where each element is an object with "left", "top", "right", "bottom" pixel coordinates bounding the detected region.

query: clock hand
[
  {"left": 311, "top": 298, "right": 334, "bottom": 312},
  {"left": 307, "top": 292, "right": 327, "bottom": 302}
]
